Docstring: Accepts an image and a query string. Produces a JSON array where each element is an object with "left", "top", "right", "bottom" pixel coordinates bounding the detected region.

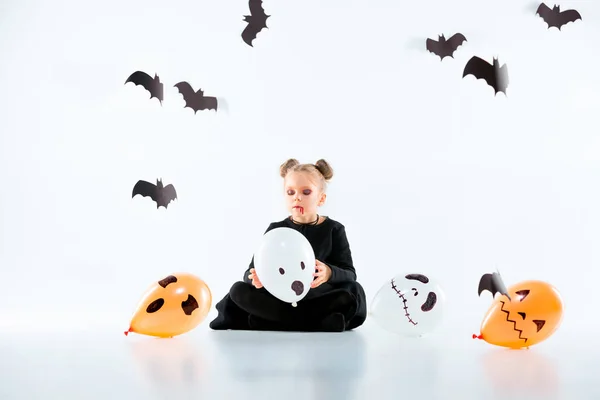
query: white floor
[{"left": 1, "top": 320, "right": 597, "bottom": 400}]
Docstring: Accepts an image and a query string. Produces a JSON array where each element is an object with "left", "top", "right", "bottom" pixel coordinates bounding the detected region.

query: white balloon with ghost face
[
  {"left": 370, "top": 273, "right": 446, "bottom": 337},
  {"left": 253, "top": 227, "right": 316, "bottom": 306}
]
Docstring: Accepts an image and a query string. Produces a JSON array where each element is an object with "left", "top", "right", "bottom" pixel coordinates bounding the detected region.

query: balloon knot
[
  {"left": 472, "top": 333, "right": 483, "bottom": 340},
  {"left": 124, "top": 327, "right": 132, "bottom": 336}
]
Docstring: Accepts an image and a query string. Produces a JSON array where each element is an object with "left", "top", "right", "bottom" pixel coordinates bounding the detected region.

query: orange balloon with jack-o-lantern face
[{"left": 475, "top": 280, "right": 564, "bottom": 349}]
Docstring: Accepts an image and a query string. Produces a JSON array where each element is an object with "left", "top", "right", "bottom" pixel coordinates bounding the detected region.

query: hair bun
[
  {"left": 279, "top": 158, "right": 300, "bottom": 178},
  {"left": 314, "top": 159, "right": 334, "bottom": 180}
]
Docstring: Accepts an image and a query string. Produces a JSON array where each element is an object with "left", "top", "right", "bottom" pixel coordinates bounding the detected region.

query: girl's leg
[
  {"left": 209, "top": 289, "right": 251, "bottom": 330},
  {"left": 227, "top": 281, "right": 367, "bottom": 332},
  {"left": 300, "top": 289, "right": 357, "bottom": 332},
  {"left": 299, "top": 281, "right": 368, "bottom": 332},
  {"left": 247, "top": 315, "right": 302, "bottom": 331},
  {"left": 312, "top": 313, "right": 347, "bottom": 332},
  {"left": 333, "top": 281, "right": 368, "bottom": 331},
  {"left": 229, "top": 281, "right": 305, "bottom": 327}
]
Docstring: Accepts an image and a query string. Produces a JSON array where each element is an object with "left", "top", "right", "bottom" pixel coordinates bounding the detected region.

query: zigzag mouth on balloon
[
  {"left": 500, "top": 300, "right": 528, "bottom": 343},
  {"left": 391, "top": 279, "right": 418, "bottom": 326}
]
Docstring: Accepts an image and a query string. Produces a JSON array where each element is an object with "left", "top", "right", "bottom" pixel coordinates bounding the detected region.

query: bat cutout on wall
[
  {"left": 536, "top": 3, "right": 582, "bottom": 30},
  {"left": 478, "top": 271, "right": 511, "bottom": 301},
  {"left": 125, "top": 71, "right": 164, "bottom": 104},
  {"left": 132, "top": 178, "right": 177, "bottom": 209},
  {"left": 426, "top": 33, "right": 467, "bottom": 60},
  {"left": 174, "top": 82, "right": 218, "bottom": 113},
  {"left": 463, "top": 56, "right": 509, "bottom": 96},
  {"left": 242, "top": 0, "right": 270, "bottom": 47}
]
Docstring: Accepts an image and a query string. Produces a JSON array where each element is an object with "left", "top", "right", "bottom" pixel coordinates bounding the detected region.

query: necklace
[{"left": 291, "top": 214, "right": 319, "bottom": 226}]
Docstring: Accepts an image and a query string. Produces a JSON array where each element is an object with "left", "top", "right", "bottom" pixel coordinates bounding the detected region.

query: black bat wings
[
  {"left": 478, "top": 271, "right": 511, "bottom": 301},
  {"left": 174, "top": 81, "right": 218, "bottom": 113},
  {"left": 132, "top": 179, "right": 177, "bottom": 209},
  {"left": 426, "top": 33, "right": 467, "bottom": 60},
  {"left": 242, "top": 0, "right": 270, "bottom": 46},
  {"left": 125, "top": 71, "right": 164, "bottom": 104},
  {"left": 463, "top": 56, "right": 509, "bottom": 95},
  {"left": 536, "top": 3, "right": 582, "bottom": 30}
]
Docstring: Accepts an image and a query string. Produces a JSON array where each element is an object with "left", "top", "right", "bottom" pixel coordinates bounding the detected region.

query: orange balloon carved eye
[
  {"left": 515, "top": 289, "right": 530, "bottom": 300},
  {"left": 146, "top": 298, "right": 164, "bottom": 313},
  {"left": 533, "top": 319, "right": 546, "bottom": 332},
  {"left": 181, "top": 294, "right": 199, "bottom": 315}
]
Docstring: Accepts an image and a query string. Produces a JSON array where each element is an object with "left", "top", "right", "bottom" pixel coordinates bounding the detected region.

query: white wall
[{"left": 1, "top": 0, "right": 598, "bottom": 336}]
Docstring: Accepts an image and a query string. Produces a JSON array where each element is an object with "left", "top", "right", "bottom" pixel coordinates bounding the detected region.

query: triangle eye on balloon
[
  {"left": 125, "top": 70, "right": 221, "bottom": 113},
  {"left": 532, "top": 319, "right": 546, "bottom": 332},
  {"left": 514, "top": 290, "right": 530, "bottom": 300}
]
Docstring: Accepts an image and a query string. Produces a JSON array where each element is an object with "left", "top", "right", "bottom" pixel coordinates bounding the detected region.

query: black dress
[{"left": 209, "top": 216, "right": 367, "bottom": 332}]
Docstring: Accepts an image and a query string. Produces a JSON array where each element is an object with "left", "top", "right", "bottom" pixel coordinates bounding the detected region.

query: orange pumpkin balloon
[
  {"left": 474, "top": 280, "right": 564, "bottom": 349},
  {"left": 124, "top": 273, "right": 212, "bottom": 338}
]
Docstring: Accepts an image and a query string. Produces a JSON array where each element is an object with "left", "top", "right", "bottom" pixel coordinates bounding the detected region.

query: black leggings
[{"left": 209, "top": 281, "right": 367, "bottom": 332}]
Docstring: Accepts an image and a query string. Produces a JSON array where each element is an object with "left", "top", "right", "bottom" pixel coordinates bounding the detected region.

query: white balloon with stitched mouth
[
  {"left": 253, "top": 227, "right": 316, "bottom": 307},
  {"left": 370, "top": 273, "right": 446, "bottom": 337}
]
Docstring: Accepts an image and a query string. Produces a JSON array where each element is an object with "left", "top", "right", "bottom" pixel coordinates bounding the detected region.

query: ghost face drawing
[
  {"left": 370, "top": 273, "right": 446, "bottom": 337},
  {"left": 253, "top": 227, "right": 316, "bottom": 306}
]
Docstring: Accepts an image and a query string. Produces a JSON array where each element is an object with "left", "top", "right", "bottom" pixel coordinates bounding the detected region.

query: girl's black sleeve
[{"left": 325, "top": 224, "right": 357, "bottom": 283}]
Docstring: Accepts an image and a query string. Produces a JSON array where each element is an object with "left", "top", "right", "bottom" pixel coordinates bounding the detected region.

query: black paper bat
[
  {"left": 132, "top": 179, "right": 177, "bottom": 209},
  {"left": 242, "top": 0, "right": 270, "bottom": 47},
  {"left": 125, "top": 71, "right": 164, "bottom": 104},
  {"left": 478, "top": 271, "right": 511, "bottom": 301},
  {"left": 463, "top": 56, "right": 509, "bottom": 95},
  {"left": 174, "top": 82, "right": 218, "bottom": 113},
  {"left": 536, "top": 3, "right": 582, "bottom": 30},
  {"left": 426, "top": 33, "right": 467, "bottom": 60}
]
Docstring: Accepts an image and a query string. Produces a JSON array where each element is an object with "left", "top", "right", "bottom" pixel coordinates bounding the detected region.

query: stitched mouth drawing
[
  {"left": 391, "top": 279, "right": 418, "bottom": 325},
  {"left": 293, "top": 206, "right": 304, "bottom": 214},
  {"left": 500, "top": 300, "right": 528, "bottom": 343}
]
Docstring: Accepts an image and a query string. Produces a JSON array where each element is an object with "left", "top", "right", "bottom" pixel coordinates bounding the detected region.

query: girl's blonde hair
[{"left": 279, "top": 158, "right": 334, "bottom": 192}]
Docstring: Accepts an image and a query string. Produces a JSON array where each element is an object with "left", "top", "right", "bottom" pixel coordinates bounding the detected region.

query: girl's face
[{"left": 284, "top": 171, "right": 326, "bottom": 218}]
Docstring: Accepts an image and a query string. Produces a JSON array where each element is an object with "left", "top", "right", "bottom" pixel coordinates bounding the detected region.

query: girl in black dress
[{"left": 209, "top": 158, "right": 367, "bottom": 332}]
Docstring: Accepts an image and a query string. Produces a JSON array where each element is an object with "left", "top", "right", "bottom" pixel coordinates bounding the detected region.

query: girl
[{"left": 209, "top": 158, "right": 367, "bottom": 332}]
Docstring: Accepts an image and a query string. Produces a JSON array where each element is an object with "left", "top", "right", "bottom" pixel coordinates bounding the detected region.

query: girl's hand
[
  {"left": 247, "top": 268, "right": 263, "bottom": 289},
  {"left": 311, "top": 260, "right": 332, "bottom": 288}
]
